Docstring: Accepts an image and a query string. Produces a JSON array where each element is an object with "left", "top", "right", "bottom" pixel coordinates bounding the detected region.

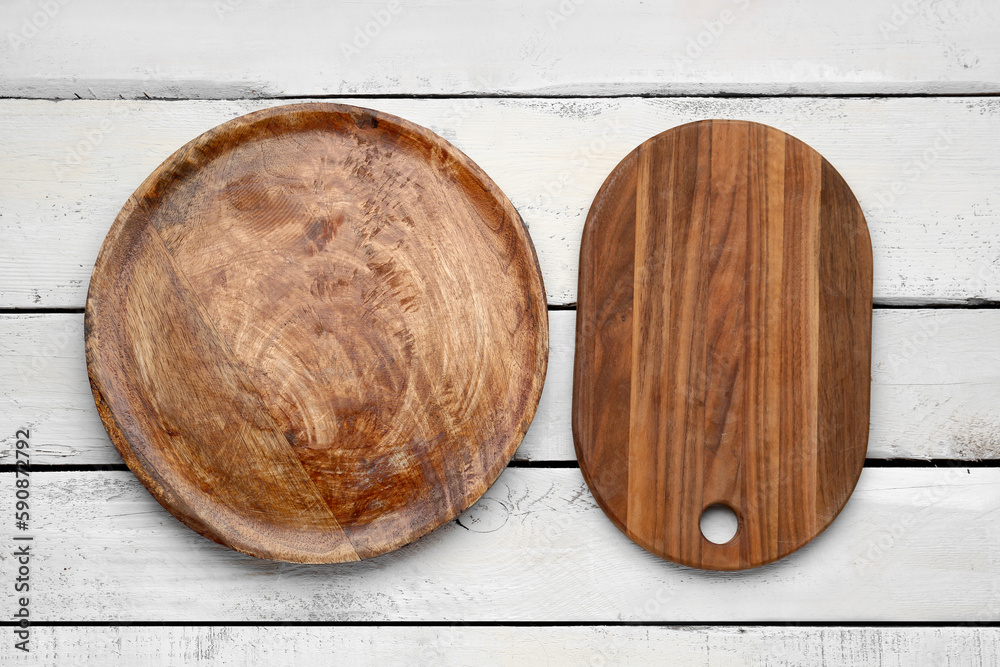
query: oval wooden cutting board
[
  {"left": 574, "top": 119, "right": 872, "bottom": 570},
  {"left": 86, "top": 103, "right": 548, "bottom": 563}
]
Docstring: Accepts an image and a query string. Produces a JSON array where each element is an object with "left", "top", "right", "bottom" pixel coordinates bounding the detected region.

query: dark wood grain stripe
[
  {"left": 573, "top": 151, "right": 638, "bottom": 527},
  {"left": 817, "top": 158, "right": 873, "bottom": 522}
]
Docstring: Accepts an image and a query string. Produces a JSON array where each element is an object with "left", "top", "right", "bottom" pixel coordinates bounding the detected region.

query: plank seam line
[
  {"left": 1, "top": 92, "right": 1000, "bottom": 102},
  {"left": 6, "top": 302, "right": 1000, "bottom": 316},
  {"left": 3, "top": 621, "right": 999, "bottom": 628},
  {"left": 1, "top": 460, "right": 997, "bottom": 473},
  {"left": 0, "top": 308, "right": 85, "bottom": 314}
]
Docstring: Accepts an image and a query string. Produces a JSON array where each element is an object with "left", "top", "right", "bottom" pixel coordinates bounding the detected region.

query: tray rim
[{"left": 84, "top": 102, "right": 550, "bottom": 563}]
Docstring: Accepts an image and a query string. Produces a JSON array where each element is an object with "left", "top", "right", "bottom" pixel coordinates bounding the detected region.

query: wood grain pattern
[
  {"left": 27, "top": 626, "right": 1000, "bottom": 666},
  {"left": 85, "top": 103, "right": 548, "bottom": 563},
  {"left": 2, "top": 0, "right": 997, "bottom": 98},
  {"left": 5, "top": 309, "right": 1000, "bottom": 466},
  {"left": 4, "top": 97, "right": 1000, "bottom": 310},
  {"left": 574, "top": 120, "right": 873, "bottom": 570}
]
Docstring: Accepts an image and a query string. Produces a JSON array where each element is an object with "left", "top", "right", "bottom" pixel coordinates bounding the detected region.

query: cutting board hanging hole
[{"left": 700, "top": 504, "right": 740, "bottom": 545}]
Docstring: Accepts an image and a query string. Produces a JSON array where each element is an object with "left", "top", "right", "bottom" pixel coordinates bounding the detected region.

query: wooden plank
[
  {"left": 0, "top": 0, "right": 997, "bottom": 98},
  {"left": 21, "top": 626, "right": 1000, "bottom": 665},
  {"left": 2, "top": 468, "right": 998, "bottom": 621},
  {"left": 3, "top": 310, "right": 1000, "bottom": 464},
  {"left": 2, "top": 98, "right": 1000, "bottom": 308}
]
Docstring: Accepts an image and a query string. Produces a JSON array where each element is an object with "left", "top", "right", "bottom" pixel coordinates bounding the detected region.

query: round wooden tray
[
  {"left": 86, "top": 103, "right": 548, "bottom": 563},
  {"left": 574, "top": 119, "right": 872, "bottom": 570}
]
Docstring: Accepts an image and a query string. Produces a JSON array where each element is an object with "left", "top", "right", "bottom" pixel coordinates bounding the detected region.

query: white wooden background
[{"left": 2, "top": 0, "right": 999, "bottom": 664}]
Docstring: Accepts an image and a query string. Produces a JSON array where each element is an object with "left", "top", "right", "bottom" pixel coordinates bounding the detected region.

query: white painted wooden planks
[
  {"left": 0, "top": 0, "right": 997, "bottom": 98},
  {"left": 23, "top": 626, "right": 1000, "bottom": 666},
  {"left": 2, "top": 468, "right": 998, "bottom": 621},
  {"left": 0, "top": 0, "right": 995, "bottom": 660},
  {"left": 3, "top": 310, "right": 1000, "bottom": 464},
  {"left": 2, "top": 98, "right": 1000, "bottom": 308}
]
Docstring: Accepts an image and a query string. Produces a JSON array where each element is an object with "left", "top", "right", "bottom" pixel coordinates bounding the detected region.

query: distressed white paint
[
  {"left": 2, "top": 98, "right": 1000, "bottom": 308},
  {"left": 0, "top": 0, "right": 995, "bottom": 656},
  {"left": 0, "top": 0, "right": 997, "bottom": 98},
  {"left": 21, "top": 626, "right": 1000, "bottom": 666},
  {"left": 2, "top": 310, "right": 999, "bottom": 463},
  {"left": 0, "top": 468, "right": 997, "bottom": 621}
]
